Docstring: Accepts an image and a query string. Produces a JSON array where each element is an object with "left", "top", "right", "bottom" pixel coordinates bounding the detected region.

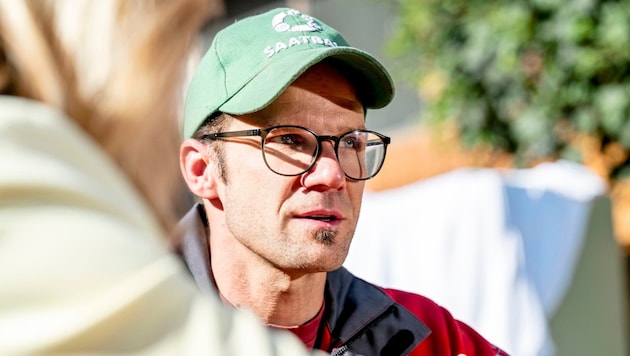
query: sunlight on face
[{"left": 216, "top": 61, "right": 366, "bottom": 274}]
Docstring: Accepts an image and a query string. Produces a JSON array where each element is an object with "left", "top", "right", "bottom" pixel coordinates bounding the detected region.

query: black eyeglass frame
[{"left": 200, "top": 125, "right": 391, "bottom": 181}]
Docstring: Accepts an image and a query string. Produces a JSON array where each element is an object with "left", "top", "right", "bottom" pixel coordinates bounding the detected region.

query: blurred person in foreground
[
  {"left": 176, "top": 7, "right": 508, "bottom": 355},
  {"left": 0, "top": 1, "right": 314, "bottom": 354}
]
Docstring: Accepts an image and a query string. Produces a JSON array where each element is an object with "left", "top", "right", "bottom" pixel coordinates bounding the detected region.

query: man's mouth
[
  {"left": 296, "top": 211, "right": 342, "bottom": 222},
  {"left": 305, "top": 215, "right": 338, "bottom": 222}
]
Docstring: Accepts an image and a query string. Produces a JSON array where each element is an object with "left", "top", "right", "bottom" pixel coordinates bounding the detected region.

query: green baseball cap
[{"left": 183, "top": 7, "right": 395, "bottom": 138}]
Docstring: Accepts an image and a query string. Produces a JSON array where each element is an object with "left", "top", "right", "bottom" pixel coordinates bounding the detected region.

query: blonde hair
[{"left": 0, "top": 0, "right": 223, "bottom": 230}]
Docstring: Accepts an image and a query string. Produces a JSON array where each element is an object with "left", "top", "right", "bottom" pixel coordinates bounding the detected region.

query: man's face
[{"left": 214, "top": 62, "right": 366, "bottom": 274}]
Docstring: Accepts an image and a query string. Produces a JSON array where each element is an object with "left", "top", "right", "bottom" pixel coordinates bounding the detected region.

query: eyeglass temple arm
[{"left": 202, "top": 129, "right": 262, "bottom": 140}]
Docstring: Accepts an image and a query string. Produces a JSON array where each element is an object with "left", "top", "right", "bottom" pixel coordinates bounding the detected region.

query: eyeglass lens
[{"left": 261, "top": 127, "right": 387, "bottom": 180}]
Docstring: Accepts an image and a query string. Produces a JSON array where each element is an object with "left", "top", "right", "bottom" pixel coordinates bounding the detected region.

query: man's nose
[{"left": 301, "top": 141, "right": 346, "bottom": 190}]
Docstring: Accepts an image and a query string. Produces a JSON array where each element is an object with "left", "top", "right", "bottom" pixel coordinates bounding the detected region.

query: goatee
[{"left": 315, "top": 229, "right": 335, "bottom": 245}]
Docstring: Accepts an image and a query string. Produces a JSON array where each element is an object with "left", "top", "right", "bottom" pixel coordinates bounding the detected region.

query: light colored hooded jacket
[{"left": 0, "top": 95, "right": 313, "bottom": 355}]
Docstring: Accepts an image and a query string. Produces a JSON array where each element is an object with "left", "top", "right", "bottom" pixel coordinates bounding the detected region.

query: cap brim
[{"left": 218, "top": 46, "right": 394, "bottom": 115}]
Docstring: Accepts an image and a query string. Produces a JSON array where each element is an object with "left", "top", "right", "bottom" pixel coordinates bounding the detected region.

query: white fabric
[
  {"left": 503, "top": 161, "right": 606, "bottom": 317},
  {"left": 0, "top": 96, "right": 313, "bottom": 355},
  {"left": 344, "top": 162, "right": 605, "bottom": 356}
]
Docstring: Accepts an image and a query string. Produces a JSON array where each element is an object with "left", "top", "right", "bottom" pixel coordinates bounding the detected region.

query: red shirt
[{"left": 272, "top": 302, "right": 325, "bottom": 349}]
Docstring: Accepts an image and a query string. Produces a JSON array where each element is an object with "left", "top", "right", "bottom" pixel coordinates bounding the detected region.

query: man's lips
[{"left": 294, "top": 210, "right": 343, "bottom": 222}]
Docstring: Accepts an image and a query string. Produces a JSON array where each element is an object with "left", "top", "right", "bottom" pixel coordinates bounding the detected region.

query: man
[{"left": 177, "top": 7, "right": 509, "bottom": 355}]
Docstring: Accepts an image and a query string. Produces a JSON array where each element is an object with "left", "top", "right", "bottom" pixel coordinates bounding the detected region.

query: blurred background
[{"left": 199, "top": 1, "right": 629, "bottom": 355}]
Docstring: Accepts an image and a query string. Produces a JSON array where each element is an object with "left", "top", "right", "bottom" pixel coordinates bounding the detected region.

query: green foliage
[{"left": 387, "top": 0, "right": 630, "bottom": 178}]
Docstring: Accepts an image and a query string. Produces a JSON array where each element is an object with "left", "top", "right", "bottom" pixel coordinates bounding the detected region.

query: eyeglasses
[{"left": 201, "top": 125, "right": 390, "bottom": 180}]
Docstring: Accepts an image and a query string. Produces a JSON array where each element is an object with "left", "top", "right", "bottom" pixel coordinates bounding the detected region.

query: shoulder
[
  {"left": 381, "top": 288, "right": 457, "bottom": 333},
  {"left": 382, "top": 288, "right": 510, "bottom": 356}
]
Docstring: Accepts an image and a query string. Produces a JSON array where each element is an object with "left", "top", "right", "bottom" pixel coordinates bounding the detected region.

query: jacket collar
[
  {"left": 172, "top": 203, "right": 216, "bottom": 294},
  {"left": 325, "top": 267, "right": 430, "bottom": 354}
]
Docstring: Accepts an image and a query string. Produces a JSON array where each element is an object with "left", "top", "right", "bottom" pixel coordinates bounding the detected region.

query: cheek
[
  {"left": 342, "top": 182, "right": 365, "bottom": 227},
  {"left": 349, "top": 182, "right": 365, "bottom": 208},
  {"left": 225, "top": 163, "right": 294, "bottom": 213},
  {"left": 219, "top": 150, "right": 265, "bottom": 206}
]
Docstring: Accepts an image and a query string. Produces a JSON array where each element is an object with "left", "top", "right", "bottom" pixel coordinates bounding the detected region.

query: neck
[{"left": 208, "top": 228, "right": 326, "bottom": 326}]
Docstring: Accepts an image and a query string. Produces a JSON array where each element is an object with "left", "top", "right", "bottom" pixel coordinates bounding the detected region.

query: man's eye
[
  {"left": 269, "top": 134, "right": 303, "bottom": 145},
  {"left": 341, "top": 137, "right": 363, "bottom": 149},
  {"left": 280, "top": 134, "right": 299, "bottom": 144}
]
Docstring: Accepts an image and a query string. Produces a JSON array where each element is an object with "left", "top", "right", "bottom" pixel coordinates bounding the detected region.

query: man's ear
[{"left": 180, "top": 138, "right": 219, "bottom": 199}]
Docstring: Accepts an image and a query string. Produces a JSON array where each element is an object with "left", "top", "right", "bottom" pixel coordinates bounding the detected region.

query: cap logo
[
  {"left": 271, "top": 9, "right": 322, "bottom": 32},
  {"left": 263, "top": 9, "right": 337, "bottom": 58}
]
